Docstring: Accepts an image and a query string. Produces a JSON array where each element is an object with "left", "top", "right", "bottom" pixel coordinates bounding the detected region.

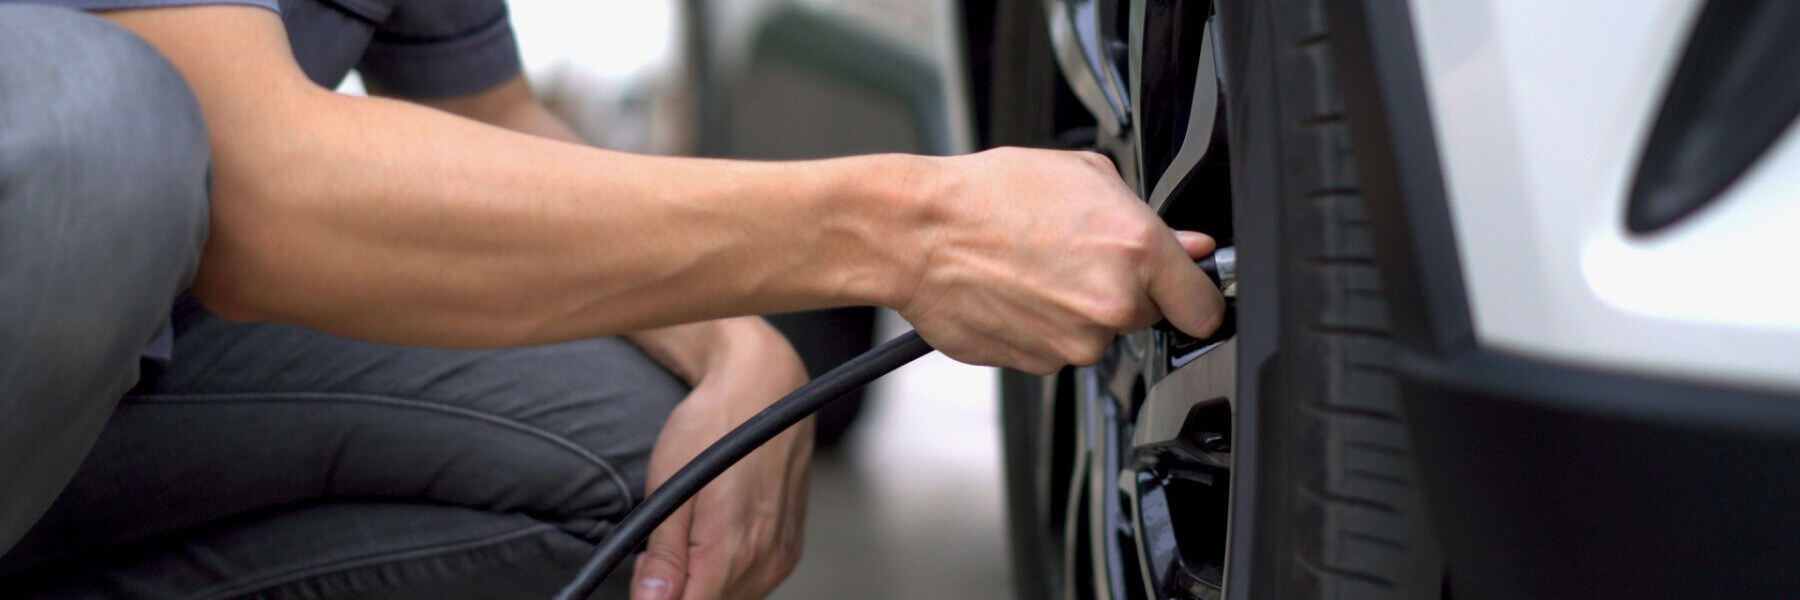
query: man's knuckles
[
  {"left": 1085, "top": 295, "right": 1139, "bottom": 330},
  {"left": 639, "top": 545, "right": 690, "bottom": 575},
  {"left": 1107, "top": 218, "right": 1163, "bottom": 262},
  {"left": 1074, "top": 150, "right": 1116, "bottom": 172}
]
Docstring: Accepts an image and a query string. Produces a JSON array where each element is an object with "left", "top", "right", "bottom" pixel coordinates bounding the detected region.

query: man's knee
[
  {"left": 0, "top": 3, "right": 211, "bottom": 269},
  {"left": 0, "top": 4, "right": 212, "bottom": 344}
]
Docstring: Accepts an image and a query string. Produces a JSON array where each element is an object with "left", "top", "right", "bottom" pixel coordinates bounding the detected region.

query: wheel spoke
[
  {"left": 1065, "top": 328, "right": 1234, "bottom": 600},
  {"left": 1062, "top": 368, "right": 1094, "bottom": 600}
]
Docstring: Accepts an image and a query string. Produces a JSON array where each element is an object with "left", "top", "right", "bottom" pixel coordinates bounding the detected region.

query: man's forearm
[
  {"left": 215, "top": 94, "right": 925, "bottom": 347},
  {"left": 114, "top": 6, "right": 927, "bottom": 349},
  {"left": 432, "top": 78, "right": 803, "bottom": 385}
]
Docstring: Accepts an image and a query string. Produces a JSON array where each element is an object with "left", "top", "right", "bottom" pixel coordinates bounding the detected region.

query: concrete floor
[{"left": 770, "top": 314, "right": 1012, "bottom": 600}]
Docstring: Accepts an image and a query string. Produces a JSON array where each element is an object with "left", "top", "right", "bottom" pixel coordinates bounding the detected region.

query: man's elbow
[{"left": 186, "top": 188, "right": 288, "bottom": 324}]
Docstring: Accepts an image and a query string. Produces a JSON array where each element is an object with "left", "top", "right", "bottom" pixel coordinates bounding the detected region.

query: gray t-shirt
[{"left": 38, "top": 0, "right": 525, "bottom": 360}]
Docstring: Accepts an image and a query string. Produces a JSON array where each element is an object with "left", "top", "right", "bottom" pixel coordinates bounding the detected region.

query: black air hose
[{"left": 552, "top": 330, "right": 934, "bottom": 600}]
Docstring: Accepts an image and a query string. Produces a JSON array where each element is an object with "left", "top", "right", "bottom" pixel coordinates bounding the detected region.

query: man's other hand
[{"left": 630, "top": 319, "right": 812, "bottom": 600}]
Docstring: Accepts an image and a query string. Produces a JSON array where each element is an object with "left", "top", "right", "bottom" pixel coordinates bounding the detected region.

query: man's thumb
[
  {"left": 1151, "top": 232, "right": 1226, "bottom": 339},
  {"left": 631, "top": 505, "right": 693, "bottom": 600},
  {"left": 1173, "top": 230, "right": 1217, "bottom": 258}
]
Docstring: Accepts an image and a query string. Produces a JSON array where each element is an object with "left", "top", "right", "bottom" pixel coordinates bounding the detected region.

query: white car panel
[{"left": 1407, "top": 0, "right": 1800, "bottom": 390}]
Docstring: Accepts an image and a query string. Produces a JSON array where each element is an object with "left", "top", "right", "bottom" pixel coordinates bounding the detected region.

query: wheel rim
[{"left": 1060, "top": 318, "right": 1235, "bottom": 600}]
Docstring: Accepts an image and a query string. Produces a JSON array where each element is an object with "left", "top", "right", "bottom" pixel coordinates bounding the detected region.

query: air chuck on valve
[{"left": 1197, "top": 245, "right": 1236, "bottom": 287}]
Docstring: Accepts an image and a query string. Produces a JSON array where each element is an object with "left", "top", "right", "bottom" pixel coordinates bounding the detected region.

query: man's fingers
[
  {"left": 632, "top": 502, "right": 695, "bottom": 600},
  {"left": 1148, "top": 235, "right": 1226, "bottom": 339},
  {"left": 1123, "top": 298, "right": 1168, "bottom": 333},
  {"left": 1075, "top": 149, "right": 1117, "bottom": 172}
]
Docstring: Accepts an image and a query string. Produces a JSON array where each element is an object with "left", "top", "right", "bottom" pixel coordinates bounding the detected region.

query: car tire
[
  {"left": 1243, "top": 0, "right": 1443, "bottom": 597},
  {"left": 986, "top": 0, "right": 1079, "bottom": 597},
  {"left": 985, "top": 0, "right": 1444, "bottom": 598}
]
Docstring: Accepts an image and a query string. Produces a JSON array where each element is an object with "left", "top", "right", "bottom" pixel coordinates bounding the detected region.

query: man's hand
[
  {"left": 627, "top": 319, "right": 813, "bottom": 600},
  {"left": 896, "top": 147, "right": 1226, "bottom": 374}
]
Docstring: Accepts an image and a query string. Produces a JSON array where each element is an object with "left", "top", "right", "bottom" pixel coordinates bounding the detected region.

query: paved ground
[{"left": 770, "top": 313, "right": 1012, "bottom": 600}]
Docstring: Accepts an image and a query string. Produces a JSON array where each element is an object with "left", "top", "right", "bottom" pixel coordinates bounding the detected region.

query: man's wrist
[
  {"left": 814, "top": 153, "right": 943, "bottom": 311},
  {"left": 627, "top": 317, "right": 803, "bottom": 387},
  {"left": 625, "top": 321, "right": 722, "bottom": 384},
  {"left": 703, "top": 318, "right": 806, "bottom": 383}
]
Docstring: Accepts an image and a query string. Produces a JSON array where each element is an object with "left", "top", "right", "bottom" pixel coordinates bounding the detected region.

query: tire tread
[{"left": 1268, "top": 0, "right": 1443, "bottom": 597}]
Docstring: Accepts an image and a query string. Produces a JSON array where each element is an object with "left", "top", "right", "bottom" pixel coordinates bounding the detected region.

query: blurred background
[{"left": 347, "top": 1, "right": 1010, "bottom": 598}]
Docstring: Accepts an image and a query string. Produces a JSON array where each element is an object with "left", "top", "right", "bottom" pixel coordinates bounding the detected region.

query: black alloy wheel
[{"left": 980, "top": 1, "right": 1445, "bottom": 599}]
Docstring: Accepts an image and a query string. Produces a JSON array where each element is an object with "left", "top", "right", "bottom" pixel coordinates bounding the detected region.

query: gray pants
[{"left": 0, "top": 6, "right": 682, "bottom": 598}]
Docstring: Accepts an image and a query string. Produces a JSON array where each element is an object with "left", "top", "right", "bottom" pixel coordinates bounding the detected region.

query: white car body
[{"left": 1409, "top": 0, "right": 1800, "bottom": 390}]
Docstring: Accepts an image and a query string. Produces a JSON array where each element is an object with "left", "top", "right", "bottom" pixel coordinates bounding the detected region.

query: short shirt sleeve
[
  {"left": 354, "top": 0, "right": 522, "bottom": 99},
  {"left": 20, "top": 0, "right": 276, "bottom": 11}
]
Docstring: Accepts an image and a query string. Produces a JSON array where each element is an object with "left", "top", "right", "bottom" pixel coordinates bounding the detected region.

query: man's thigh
[
  {"left": 1, "top": 502, "right": 635, "bottom": 600},
  {"left": 1, "top": 299, "right": 688, "bottom": 574}
]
